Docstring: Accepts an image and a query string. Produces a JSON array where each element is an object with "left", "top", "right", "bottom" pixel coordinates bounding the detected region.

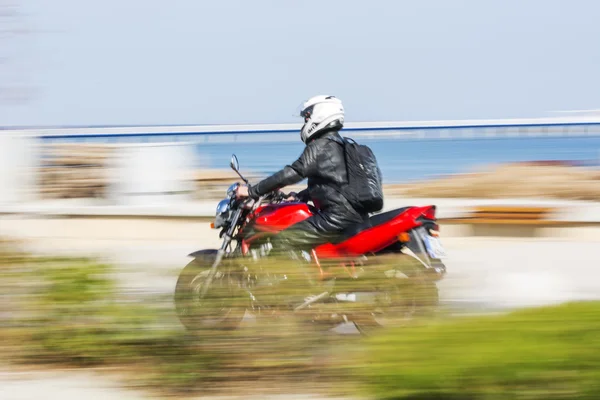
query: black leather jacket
[{"left": 248, "top": 130, "right": 366, "bottom": 231}]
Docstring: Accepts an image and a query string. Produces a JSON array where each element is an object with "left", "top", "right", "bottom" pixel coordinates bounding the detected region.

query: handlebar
[
  {"left": 266, "top": 190, "right": 286, "bottom": 202},
  {"left": 233, "top": 183, "right": 299, "bottom": 210}
]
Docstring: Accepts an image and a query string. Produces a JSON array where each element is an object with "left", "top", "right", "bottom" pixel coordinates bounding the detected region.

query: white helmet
[{"left": 298, "top": 95, "right": 345, "bottom": 143}]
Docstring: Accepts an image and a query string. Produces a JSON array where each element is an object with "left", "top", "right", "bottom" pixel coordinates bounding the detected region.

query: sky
[{"left": 1, "top": 0, "right": 600, "bottom": 126}]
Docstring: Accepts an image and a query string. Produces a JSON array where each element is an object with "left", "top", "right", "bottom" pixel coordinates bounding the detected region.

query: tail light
[
  {"left": 416, "top": 206, "right": 437, "bottom": 224},
  {"left": 417, "top": 206, "right": 439, "bottom": 234},
  {"left": 422, "top": 205, "right": 436, "bottom": 220}
]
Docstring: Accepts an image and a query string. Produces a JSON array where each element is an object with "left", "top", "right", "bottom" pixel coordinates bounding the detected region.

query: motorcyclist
[{"left": 235, "top": 95, "right": 367, "bottom": 251}]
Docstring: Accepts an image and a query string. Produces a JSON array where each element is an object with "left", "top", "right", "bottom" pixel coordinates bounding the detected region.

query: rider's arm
[{"left": 248, "top": 142, "right": 318, "bottom": 199}]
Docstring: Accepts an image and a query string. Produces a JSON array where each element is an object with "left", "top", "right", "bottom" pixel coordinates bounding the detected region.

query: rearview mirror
[
  {"left": 230, "top": 154, "right": 240, "bottom": 172},
  {"left": 229, "top": 154, "right": 248, "bottom": 184}
]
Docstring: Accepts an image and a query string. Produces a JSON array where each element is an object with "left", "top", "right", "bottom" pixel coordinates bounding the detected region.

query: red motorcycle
[{"left": 175, "top": 155, "right": 447, "bottom": 334}]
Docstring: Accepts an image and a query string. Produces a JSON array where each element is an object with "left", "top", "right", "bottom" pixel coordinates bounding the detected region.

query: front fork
[{"left": 198, "top": 208, "right": 244, "bottom": 299}]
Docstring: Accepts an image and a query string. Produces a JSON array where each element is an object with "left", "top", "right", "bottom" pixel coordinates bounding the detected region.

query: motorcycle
[{"left": 174, "top": 154, "right": 447, "bottom": 334}]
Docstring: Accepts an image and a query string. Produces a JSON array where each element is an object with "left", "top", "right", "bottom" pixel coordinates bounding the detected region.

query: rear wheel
[
  {"left": 352, "top": 261, "right": 440, "bottom": 336},
  {"left": 174, "top": 251, "right": 246, "bottom": 332}
]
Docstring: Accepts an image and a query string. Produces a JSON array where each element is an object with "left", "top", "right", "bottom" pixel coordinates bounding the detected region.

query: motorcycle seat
[{"left": 332, "top": 207, "right": 412, "bottom": 244}]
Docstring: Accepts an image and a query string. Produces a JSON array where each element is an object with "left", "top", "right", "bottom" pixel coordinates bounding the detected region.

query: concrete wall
[
  {"left": 106, "top": 143, "right": 198, "bottom": 206},
  {"left": 0, "top": 138, "right": 201, "bottom": 207},
  {"left": 0, "top": 135, "right": 39, "bottom": 205},
  {"left": 4, "top": 215, "right": 600, "bottom": 244}
]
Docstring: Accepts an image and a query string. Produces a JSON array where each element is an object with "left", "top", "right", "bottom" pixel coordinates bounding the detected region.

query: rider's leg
[
  {"left": 270, "top": 218, "right": 337, "bottom": 254},
  {"left": 267, "top": 218, "right": 338, "bottom": 293}
]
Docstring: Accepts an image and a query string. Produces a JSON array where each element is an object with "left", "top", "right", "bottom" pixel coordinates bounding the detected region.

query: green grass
[
  {"left": 1, "top": 251, "right": 225, "bottom": 392},
  {"left": 355, "top": 301, "right": 600, "bottom": 399}
]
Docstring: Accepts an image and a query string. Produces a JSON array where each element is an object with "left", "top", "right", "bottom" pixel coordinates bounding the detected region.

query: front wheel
[{"left": 174, "top": 250, "right": 246, "bottom": 332}]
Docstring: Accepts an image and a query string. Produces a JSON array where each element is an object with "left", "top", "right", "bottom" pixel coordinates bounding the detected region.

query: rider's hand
[
  {"left": 285, "top": 192, "right": 299, "bottom": 202},
  {"left": 235, "top": 185, "right": 249, "bottom": 199}
]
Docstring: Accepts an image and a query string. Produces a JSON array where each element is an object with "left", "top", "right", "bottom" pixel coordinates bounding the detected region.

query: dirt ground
[{"left": 385, "top": 162, "right": 600, "bottom": 201}]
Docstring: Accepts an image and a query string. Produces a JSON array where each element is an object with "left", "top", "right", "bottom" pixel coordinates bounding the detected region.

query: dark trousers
[{"left": 271, "top": 217, "right": 339, "bottom": 253}]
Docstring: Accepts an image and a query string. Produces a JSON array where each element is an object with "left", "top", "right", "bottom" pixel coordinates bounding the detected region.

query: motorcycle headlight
[
  {"left": 216, "top": 199, "right": 230, "bottom": 215},
  {"left": 214, "top": 198, "right": 231, "bottom": 229}
]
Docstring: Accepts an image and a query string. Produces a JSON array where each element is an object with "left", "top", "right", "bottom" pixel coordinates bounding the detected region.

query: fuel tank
[{"left": 252, "top": 202, "right": 313, "bottom": 232}]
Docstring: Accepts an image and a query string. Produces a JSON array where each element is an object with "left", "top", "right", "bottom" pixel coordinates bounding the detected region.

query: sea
[
  {"left": 193, "top": 136, "right": 600, "bottom": 183},
  {"left": 40, "top": 131, "right": 600, "bottom": 183}
]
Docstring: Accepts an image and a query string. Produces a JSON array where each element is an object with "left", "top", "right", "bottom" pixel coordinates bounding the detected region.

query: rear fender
[
  {"left": 372, "top": 230, "right": 431, "bottom": 267},
  {"left": 374, "top": 227, "right": 446, "bottom": 278},
  {"left": 403, "top": 227, "right": 446, "bottom": 277}
]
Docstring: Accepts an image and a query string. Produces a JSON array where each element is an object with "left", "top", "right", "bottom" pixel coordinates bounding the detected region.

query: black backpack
[{"left": 330, "top": 136, "right": 384, "bottom": 214}]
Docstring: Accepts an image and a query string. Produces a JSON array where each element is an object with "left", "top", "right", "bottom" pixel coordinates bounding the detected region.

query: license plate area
[{"left": 423, "top": 235, "right": 447, "bottom": 259}]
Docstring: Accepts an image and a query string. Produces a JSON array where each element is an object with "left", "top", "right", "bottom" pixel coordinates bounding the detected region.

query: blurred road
[
  {"left": 3, "top": 217, "right": 599, "bottom": 310},
  {"left": 89, "top": 237, "right": 600, "bottom": 310}
]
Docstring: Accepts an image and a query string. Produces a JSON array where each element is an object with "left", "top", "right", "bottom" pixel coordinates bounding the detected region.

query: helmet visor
[
  {"left": 293, "top": 101, "right": 305, "bottom": 118},
  {"left": 294, "top": 101, "right": 315, "bottom": 122}
]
